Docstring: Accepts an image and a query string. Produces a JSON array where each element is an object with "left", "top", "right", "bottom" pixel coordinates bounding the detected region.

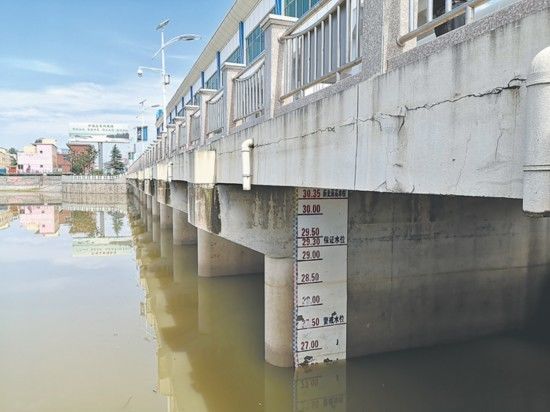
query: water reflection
[
  {"left": 129, "top": 199, "right": 550, "bottom": 412},
  {"left": 0, "top": 200, "right": 163, "bottom": 412}
]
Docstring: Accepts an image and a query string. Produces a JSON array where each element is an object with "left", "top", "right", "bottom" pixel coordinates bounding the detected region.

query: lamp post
[
  {"left": 135, "top": 100, "right": 160, "bottom": 157},
  {"left": 137, "top": 19, "right": 199, "bottom": 138}
]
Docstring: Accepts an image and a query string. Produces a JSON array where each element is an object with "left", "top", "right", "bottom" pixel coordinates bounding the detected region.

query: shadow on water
[{"left": 128, "top": 200, "right": 550, "bottom": 412}]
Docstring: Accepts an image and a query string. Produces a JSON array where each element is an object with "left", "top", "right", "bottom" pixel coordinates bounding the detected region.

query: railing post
[
  {"left": 362, "top": 0, "right": 412, "bottom": 78},
  {"left": 198, "top": 89, "right": 217, "bottom": 145},
  {"left": 221, "top": 62, "right": 245, "bottom": 133},
  {"left": 166, "top": 124, "right": 176, "bottom": 156},
  {"left": 184, "top": 105, "right": 199, "bottom": 148},
  {"left": 174, "top": 116, "right": 185, "bottom": 150},
  {"left": 261, "top": 14, "right": 296, "bottom": 118}
]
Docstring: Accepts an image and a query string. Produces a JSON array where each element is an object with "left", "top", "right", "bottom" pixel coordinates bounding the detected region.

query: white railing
[
  {"left": 62, "top": 175, "right": 126, "bottom": 182},
  {"left": 177, "top": 122, "right": 187, "bottom": 148},
  {"left": 233, "top": 57, "right": 265, "bottom": 122},
  {"left": 190, "top": 111, "right": 201, "bottom": 144},
  {"left": 206, "top": 90, "right": 225, "bottom": 136},
  {"left": 170, "top": 129, "right": 176, "bottom": 154},
  {"left": 398, "top": 0, "right": 509, "bottom": 46},
  {"left": 282, "top": 0, "right": 363, "bottom": 100}
]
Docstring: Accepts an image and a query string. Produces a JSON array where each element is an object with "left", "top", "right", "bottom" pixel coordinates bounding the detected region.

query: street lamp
[
  {"left": 137, "top": 19, "right": 200, "bottom": 138},
  {"left": 135, "top": 100, "right": 161, "bottom": 156}
]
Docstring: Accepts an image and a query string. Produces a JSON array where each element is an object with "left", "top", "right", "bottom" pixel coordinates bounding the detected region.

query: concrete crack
[
  {"left": 494, "top": 129, "right": 504, "bottom": 161},
  {"left": 403, "top": 77, "right": 526, "bottom": 112},
  {"left": 455, "top": 133, "right": 472, "bottom": 189}
]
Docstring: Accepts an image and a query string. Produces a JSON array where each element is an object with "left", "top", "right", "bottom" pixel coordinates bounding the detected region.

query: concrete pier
[
  {"left": 160, "top": 203, "right": 172, "bottom": 229},
  {"left": 197, "top": 229, "right": 264, "bottom": 277},
  {"left": 173, "top": 209, "right": 197, "bottom": 245},
  {"left": 151, "top": 195, "right": 160, "bottom": 217},
  {"left": 264, "top": 256, "right": 294, "bottom": 367}
]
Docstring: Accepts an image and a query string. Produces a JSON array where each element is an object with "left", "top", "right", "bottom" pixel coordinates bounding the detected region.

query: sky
[{"left": 0, "top": 0, "right": 234, "bottom": 152}]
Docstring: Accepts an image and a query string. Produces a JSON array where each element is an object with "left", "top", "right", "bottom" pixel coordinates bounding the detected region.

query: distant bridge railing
[
  {"left": 233, "top": 57, "right": 265, "bottom": 123},
  {"left": 62, "top": 175, "right": 126, "bottom": 183},
  {"left": 177, "top": 121, "right": 187, "bottom": 149},
  {"left": 398, "top": 0, "right": 517, "bottom": 46},
  {"left": 206, "top": 89, "right": 225, "bottom": 138},
  {"left": 190, "top": 110, "right": 201, "bottom": 145},
  {"left": 281, "top": 0, "right": 364, "bottom": 101}
]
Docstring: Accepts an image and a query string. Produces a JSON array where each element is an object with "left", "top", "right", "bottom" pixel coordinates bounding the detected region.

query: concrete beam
[{"left": 197, "top": 229, "right": 264, "bottom": 277}]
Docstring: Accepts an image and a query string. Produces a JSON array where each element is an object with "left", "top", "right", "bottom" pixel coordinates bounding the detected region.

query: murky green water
[{"left": 1, "top": 202, "right": 550, "bottom": 411}]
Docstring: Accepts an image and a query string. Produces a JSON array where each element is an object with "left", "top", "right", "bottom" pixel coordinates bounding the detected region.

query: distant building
[
  {"left": 57, "top": 152, "right": 71, "bottom": 174},
  {"left": 17, "top": 139, "right": 58, "bottom": 174},
  {"left": 0, "top": 148, "right": 14, "bottom": 169},
  {"left": 18, "top": 205, "right": 60, "bottom": 236}
]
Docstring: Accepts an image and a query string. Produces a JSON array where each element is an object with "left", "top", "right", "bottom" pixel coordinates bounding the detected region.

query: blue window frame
[
  {"left": 206, "top": 72, "right": 220, "bottom": 90},
  {"left": 246, "top": 25, "right": 265, "bottom": 64},
  {"left": 226, "top": 47, "right": 243, "bottom": 64},
  {"left": 284, "top": 0, "right": 319, "bottom": 18}
]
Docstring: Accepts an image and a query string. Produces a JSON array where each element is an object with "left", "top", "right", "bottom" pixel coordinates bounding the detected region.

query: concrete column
[
  {"left": 524, "top": 46, "right": 550, "bottom": 216},
  {"left": 362, "top": 0, "right": 413, "bottom": 78},
  {"left": 264, "top": 256, "right": 294, "bottom": 368},
  {"left": 261, "top": 15, "right": 296, "bottom": 118},
  {"left": 197, "top": 229, "right": 264, "bottom": 277},
  {"left": 160, "top": 203, "right": 173, "bottom": 229},
  {"left": 173, "top": 209, "right": 197, "bottom": 245},
  {"left": 152, "top": 195, "right": 160, "bottom": 217},
  {"left": 152, "top": 214, "right": 160, "bottom": 244},
  {"left": 146, "top": 194, "right": 152, "bottom": 211},
  {"left": 173, "top": 244, "right": 198, "bottom": 285},
  {"left": 221, "top": 63, "right": 245, "bottom": 132}
]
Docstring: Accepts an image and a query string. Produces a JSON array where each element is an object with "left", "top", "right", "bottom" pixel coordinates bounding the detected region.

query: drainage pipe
[
  {"left": 524, "top": 46, "right": 550, "bottom": 216},
  {"left": 241, "top": 139, "right": 254, "bottom": 191}
]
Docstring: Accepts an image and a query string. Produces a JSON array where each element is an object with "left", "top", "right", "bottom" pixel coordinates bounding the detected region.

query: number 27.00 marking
[{"left": 300, "top": 340, "right": 320, "bottom": 351}]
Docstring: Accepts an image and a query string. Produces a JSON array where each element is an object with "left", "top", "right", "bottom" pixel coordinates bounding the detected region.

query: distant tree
[
  {"left": 69, "top": 147, "right": 97, "bottom": 175},
  {"left": 8, "top": 147, "right": 17, "bottom": 166},
  {"left": 109, "top": 211, "right": 124, "bottom": 236},
  {"left": 110, "top": 145, "right": 125, "bottom": 174},
  {"left": 69, "top": 211, "right": 98, "bottom": 237}
]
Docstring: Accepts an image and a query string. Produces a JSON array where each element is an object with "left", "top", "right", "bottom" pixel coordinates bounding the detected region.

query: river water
[{"left": 1, "top": 201, "right": 550, "bottom": 412}]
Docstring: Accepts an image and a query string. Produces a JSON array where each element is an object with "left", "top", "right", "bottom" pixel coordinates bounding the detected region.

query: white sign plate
[{"left": 294, "top": 188, "right": 348, "bottom": 367}]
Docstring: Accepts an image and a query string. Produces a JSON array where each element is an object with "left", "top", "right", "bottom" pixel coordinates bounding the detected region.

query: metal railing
[
  {"left": 170, "top": 129, "right": 176, "bottom": 154},
  {"left": 62, "top": 175, "right": 126, "bottom": 182},
  {"left": 281, "top": 0, "right": 363, "bottom": 100},
  {"left": 233, "top": 57, "right": 265, "bottom": 122},
  {"left": 190, "top": 111, "right": 201, "bottom": 144},
  {"left": 177, "top": 122, "right": 187, "bottom": 148},
  {"left": 206, "top": 90, "right": 225, "bottom": 136},
  {"left": 398, "top": 0, "right": 492, "bottom": 46}
]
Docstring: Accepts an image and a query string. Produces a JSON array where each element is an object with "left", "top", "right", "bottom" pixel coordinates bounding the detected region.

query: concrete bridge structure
[{"left": 127, "top": 0, "right": 550, "bottom": 367}]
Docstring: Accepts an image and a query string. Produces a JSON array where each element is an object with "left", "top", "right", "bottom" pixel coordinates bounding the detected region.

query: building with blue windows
[{"left": 155, "top": 0, "right": 361, "bottom": 141}]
